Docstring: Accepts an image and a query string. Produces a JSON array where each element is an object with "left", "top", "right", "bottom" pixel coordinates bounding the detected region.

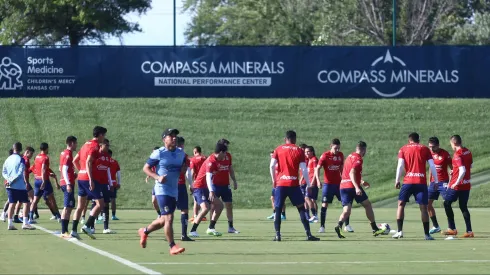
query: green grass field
[
  {"left": 1, "top": 208, "right": 490, "bottom": 274},
  {"left": 1, "top": 98, "right": 490, "bottom": 208}
]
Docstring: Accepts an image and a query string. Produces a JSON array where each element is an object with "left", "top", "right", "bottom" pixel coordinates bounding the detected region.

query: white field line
[
  {"left": 34, "top": 225, "right": 162, "bottom": 275},
  {"left": 137, "top": 259, "right": 490, "bottom": 265}
]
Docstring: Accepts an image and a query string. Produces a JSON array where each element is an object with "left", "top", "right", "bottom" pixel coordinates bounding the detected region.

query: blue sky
[{"left": 102, "top": 0, "right": 191, "bottom": 46}]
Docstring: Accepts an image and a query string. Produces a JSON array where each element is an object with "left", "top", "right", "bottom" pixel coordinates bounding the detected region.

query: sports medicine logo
[
  {"left": 317, "top": 50, "right": 459, "bottom": 97},
  {"left": 0, "top": 57, "right": 23, "bottom": 90}
]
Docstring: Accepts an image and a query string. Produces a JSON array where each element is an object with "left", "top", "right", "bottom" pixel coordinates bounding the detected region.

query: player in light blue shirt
[{"left": 138, "top": 128, "right": 187, "bottom": 255}]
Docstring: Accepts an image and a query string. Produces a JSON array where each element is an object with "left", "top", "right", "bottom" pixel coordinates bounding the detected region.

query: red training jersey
[
  {"left": 59, "top": 149, "right": 75, "bottom": 186},
  {"left": 110, "top": 158, "right": 120, "bottom": 187},
  {"left": 272, "top": 144, "right": 306, "bottom": 187},
  {"left": 430, "top": 149, "right": 451, "bottom": 183},
  {"left": 93, "top": 152, "right": 111, "bottom": 184},
  {"left": 178, "top": 153, "right": 190, "bottom": 185},
  {"left": 193, "top": 156, "right": 220, "bottom": 189},
  {"left": 318, "top": 151, "right": 344, "bottom": 184},
  {"left": 190, "top": 155, "right": 207, "bottom": 180},
  {"left": 213, "top": 152, "right": 232, "bottom": 186},
  {"left": 449, "top": 148, "right": 473, "bottom": 191},
  {"left": 398, "top": 143, "right": 432, "bottom": 184},
  {"left": 33, "top": 152, "right": 50, "bottom": 180},
  {"left": 22, "top": 156, "right": 31, "bottom": 184},
  {"left": 78, "top": 139, "right": 100, "bottom": 181},
  {"left": 340, "top": 152, "right": 363, "bottom": 189},
  {"left": 307, "top": 156, "right": 318, "bottom": 186}
]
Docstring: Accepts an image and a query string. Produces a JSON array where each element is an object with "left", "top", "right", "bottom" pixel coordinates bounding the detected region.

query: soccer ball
[{"left": 378, "top": 223, "right": 391, "bottom": 235}]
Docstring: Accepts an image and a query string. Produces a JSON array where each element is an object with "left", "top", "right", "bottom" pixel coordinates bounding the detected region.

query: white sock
[
  {"left": 23, "top": 218, "right": 28, "bottom": 225},
  {"left": 8, "top": 219, "right": 13, "bottom": 227}
]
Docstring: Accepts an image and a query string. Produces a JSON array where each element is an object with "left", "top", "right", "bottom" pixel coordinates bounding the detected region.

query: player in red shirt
[
  {"left": 442, "top": 135, "right": 474, "bottom": 238},
  {"left": 188, "top": 143, "right": 228, "bottom": 237},
  {"left": 305, "top": 146, "right": 319, "bottom": 223},
  {"left": 334, "top": 141, "right": 385, "bottom": 239},
  {"left": 71, "top": 126, "right": 107, "bottom": 239},
  {"left": 267, "top": 150, "right": 287, "bottom": 220},
  {"left": 269, "top": 130, "right": 319, "bottom": 242},
  {"left": 59, "top": 136, "right": 78, "bottom": 238},
  {"left": 427, "top": 137, "right": 452, "bottom": 235},
  {"left": 314, "top": 138, "right": 348, "bottom": 233},
  {"left": 394, "top": 133, "right": 438, "bottom": 240},
  {"left": 298, "top": 143, "right": 311, "bottom": 220},
  {"left": 93, "top": 139, "right": 115, "bottom": 234},
  {"left": 189, "top": 146, "right": 207, "bottom": 222},
  {"left": 176, "top": 137, "right": 194, "bottom": 241},
  {"left": 145, "top": 147, "right": 161, "bottom": 217},
  {"left": 108, "top": 149, "right": 121, "bottom": 221}
]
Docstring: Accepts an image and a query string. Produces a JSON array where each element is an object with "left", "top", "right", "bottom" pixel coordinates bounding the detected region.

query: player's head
[
  {"left": 270, "top": 150, "right": 274, "bottom": 158},
  {"left": 162, "top": 128, "right": 179, "bottom": 150},
  {"left": 177, "top": 136, "right": 185, "bottom": 149},
  {"left": 93, "top": 126, "right": 108, "bottom": 142},
  {"left": 24, "top": 146, "right": 34, "bottom": 159},
  {"left": 40, "top": 142, "right": 48, "bottom": 154},
  {"left": 356, "top": 141, "right": 367, "bottom": 157},
  {"left": 12, "top": 142, "right": 22, "bottom": 154},
  {"left": 305, "top": 146, "right": 315, "bottom": 158},
  {"left": 193, "top": 146, "right": 202, "bottom": 156},
  {"left": 330, "top": 138, "right": 341, "bottom": 153},
  {"left": 285, "top": 130, "right": 297, "bottom": 144},
  {"left": 66, "top": 136, "right": 78, "bottom": 151},
  {"left": 108, "top": 149, "right": 113, "bottom": 157},
  {"left": 408, "top": 132, "right": 420, "bottom": 143},
  {"left": 214, "top": 143, "right": 228, "bottom": 161},
  {"left": 100, "top": 138, "right": 110, "bottom": 153},
  {"left": 450, "top": 135, "right": 462, "bottom": 151},
  {"left": 428, "top": 136, "right": 440, "bottom": 153},
  {"left": 218, "top": 138, "right": 230, "bottom": 147}
]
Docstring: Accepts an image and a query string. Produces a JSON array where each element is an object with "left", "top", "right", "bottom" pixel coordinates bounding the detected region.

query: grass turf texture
[
  {"left": 1, "top": 208, "right": 490, "bottom": 274},
  {"left": 0, "top": 98, "right": 490, "bottom": 209}
]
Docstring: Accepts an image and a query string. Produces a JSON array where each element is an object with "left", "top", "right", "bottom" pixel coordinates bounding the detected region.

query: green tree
[
  {"left": 0, "top": 0, "right": 151, "bottom": 46},
  {"left": 451, "top": 12, "right": 490, "bottom": 44}
]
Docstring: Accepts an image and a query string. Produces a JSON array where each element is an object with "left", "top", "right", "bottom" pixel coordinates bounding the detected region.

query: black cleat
[
  {"left": 307, "top": 235, "right": 320, "bottom": 241},
  {"left": 273, "top": 235, "right": 281, "bottom": 241},
  {"left": 181, "top": 236, "right": 195, "bottom": 241},
  {"left": 13, "top": 218, "right": 22, "bottom": 224},
  {"left": 334, "top": 226, "right": 346, "bottom": 239}
]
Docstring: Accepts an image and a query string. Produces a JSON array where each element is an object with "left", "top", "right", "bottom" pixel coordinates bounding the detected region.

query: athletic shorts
[
  {"left": 340, "top": 187, "right": 368, "bottom": 206},
  {"left": 271, "top": 188, "right": 275, "bottom": 197},
  {"left": 177, "top": 184, "right": 188, "bottom": 210},
  {"left": 322, "top": 183, "right": 341, "bottom": 204},
  {"left": 100, "top": 184, "right": 111, "bottom": 203},
  {"left": 61, "top": 185, "right": 75, "bottom": 208},
  {"left": 274, "top": 186, "right": 305, "bottom": 208},
  {"left": 34, "top": 179, "right": 53, "bottom": 198},
  {"left": 428, "top": 182, "right": 448, "bottom": 201},
  {"left": 78, "top": 180, "right": 103, "bottom": 200},
  {"left": 444, "top": 189, "right": 470, "bottom": 204},
  {"left": 398, "top": 183, "right": 428, "bottom": 205},
  {"left": 307, "top": 186, "right": 319, "bottom": 200},
  {"left": 155, "top": 195, "right": 177, "bottom": 215},
  {"left": 193, "top": 188, "right": 210, "bottom": 205},
  {"left": 214, "top": 185, "right": 232, "bottom": 203},
  {"left": 7, "top": 189, "right": 29, "bottom": 203},
  {"left": 110, "top": 189, "right": 117, "bottom": 199},
  {"left": 300, "top": 184, "right": 307, "bottom": 196}
]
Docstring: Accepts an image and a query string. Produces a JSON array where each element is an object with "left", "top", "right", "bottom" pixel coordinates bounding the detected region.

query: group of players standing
[{"left": 1, "top": 126, "right": 122, "bottom": 239}]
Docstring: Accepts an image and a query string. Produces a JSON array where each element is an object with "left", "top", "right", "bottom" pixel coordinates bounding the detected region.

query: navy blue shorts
[
  {"left": 7, "top": 189, "right": 29, "bottom": 203},
  {"left": 214, "top": 185, "right": 232, "bottom": 203},
  {"left": 100, "top": 184, "right": 111, "bottom": 203},
  {"left": 307, "top": 186, "right": 319, "bottom": 200},
  {"left": 61, "top": 185, "right": 75, "bottom": 208},
  {"left": 274, "top": 186, "right": 305, "bottom": 208},
  {"left": 34, "top": 179, "right": 53, "bottom": 198},
  {"left": 177, "top": 184, "right": 188, "bottom": 210},
  {"left": 322, "top": 183, "right": 341, "bottom": 204},
  {"left": 398, "top": 184, "right": 428, "bottom": 205},
  {"left": 155, "top": 195, "right": 177, "bottom": 215},
  {"left": 300, "top": 184, "right": 307, "bottom": 196},
  {"left": 193, "top": 188, "right": 210, "bottom": 205},
  {"left": 340, "top": 187, "right": 368, "bottom": 206},
  {"left": 428, "top": 182, "right": 448, "bottom": 201},
  {"left": 271, "top": 188, "right": 275, "bottom": 197},
  {"left": 78, "top": 180, "right": 103, "bottom": 200},
  {"left": 110, "top": 189, "right": 117, "bottom": 199},
  {"left": 444, "top": 189, "right": 470, "bottom": 204}
]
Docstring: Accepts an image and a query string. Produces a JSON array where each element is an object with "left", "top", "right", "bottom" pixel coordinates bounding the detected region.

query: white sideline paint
[
  {"left": 34, "top": 225, "right": 162, "bottom": 275},
  {"left": 137, "top": 259, "right": 490, "bottom": 265}
]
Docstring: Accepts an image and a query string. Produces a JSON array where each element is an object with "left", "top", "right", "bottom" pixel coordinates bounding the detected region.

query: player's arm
[
  {"left": 229, "top": 165, "right": 237, "bottom": 190},
  {"left": 206, "top": 163, "right": 217, "bottom": 201},
  {"left": 269, "top": 158, "right": 278, "bottom": 188},
  {"left": 41, "top": 161, "right": 46, "bottom": 189},
  {"left": 427, "top": 159, "right": 438, "bottom": 184},
  {"left": 62, "top": 164, "right": 72, "bottom": 192},
  {"left": 107, "top": 167, "right": 113, "bottom": 191},
  {"left": 314, "top": 165, "right": 322, "bottom": 188},
  {"left": 395, "top": 158, "right": 404, "bottom": 189},
  {"left": 300, "top": 161, "right": 310, "bottom": 187},
  {"left": 452, "top": 166, "right": 466, "bottom": 189},
  {"left": 73, "top": 153, "right": 81, "bottom": 171},
  {"left": 349, "top": 167, "right": 363, "bottom": 195},
  {"left": 116, "top": 168, "right": 121, "bottom": 189}
]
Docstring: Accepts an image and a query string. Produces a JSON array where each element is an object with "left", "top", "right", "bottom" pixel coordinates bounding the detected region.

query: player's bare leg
[
  {"left": 392, "top": 200, "right": 406, "bottom": 239},
  {"left": 427, "top": 199, "right": 441, "bottom": 233},
  {"left": 83, "top": 198, "right": 104, "bottom": 234},
  {"left": 139, "top": 216, "right": 165, "bottom": 248},
  {"left": 13, "top": 202, "right": 22, "bottom": 223},
  {"left": 225, "top": 202, "right": 239, "bottom": 233},
  {"left": 21, "top": 202, "right": 33, "bottom": 229},
  {"left": 151, "top": 195, "right": 160, "bottom": 217},
  {"left": 1, "top": 200, "right": 9, "bottom": 221},
  {"left": 267, "top": 195, "right": 275, "bottom": 219},
  {"left": 71, "top": 195, "right": 87, "bottom": 239},
  {"left": 191, "top": 197, "right": 199, "bottom": 221},
  {"left": 111, "top": 198, "right": 118, "bottom": 220},
  {"left": 46, "top": 194, "right": 61, "bottom": 221},
  {"left": 189, "top": 202, "right": 210, "bottom": 236},
  {"left": 360, "top": 200, "right": 384, "bottom": 236},
  {"left": 419, "top": 204, "right": 432, "bottom": 239},
  {"left": 29, "top": 196, "right": 43, "bottom": 223},
  {"left": 306, "top": 197, "right": 318, "bottom": 223},
  {"left": 207, "top": 199, "right": 223, "bottom": 236},
  {"left": 7, "top": 203, "right": 16, "bottom": 230},
  {"left": 458, "top": 198, "right": 473, "bottom": 237},
  {"left": 334, "top": 205, "right": 350, "bottom": 239}
]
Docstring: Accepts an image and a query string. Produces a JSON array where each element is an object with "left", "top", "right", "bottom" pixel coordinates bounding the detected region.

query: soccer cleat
[
  {"left": 60, "top": 232, "right": 72, "bottom": 238},
  {"left": 429, "top": 227, "right": 441, "bottom": 234},
  {"left": 189, "top": 231, "right": 199, "bottom": 237},
  {"left": 50, "top": 215, "right": 57, "bottom": 221},
  {"left": 98, "top": 215, "right": 104, "bottom": 221},
  {"left": 318, "top": 226, "right": 325, "bottom": 233},
  {"left": 309, "top": 216, "right": 318, "bottom": 223},
  {"left": 103, "top": 229, "right": 116, "bottom": 234},
  {"left": 28, "top": 219, "right": 37, "bottom": 224},
  {"left": 138, "top": 228, "right": 148, "bottom": 248},
  {"left": 13, "top": 217, "right": 22, "bottom": 224},
  {"left": 71, "top": 231, "right": 81, "bottom": 240},
  {"left": 22, "top": 224, "right": 36, "bottom": 230},
  {"left": 273, "top": 235, "right": 281, "bottom": 241},
  {"left": 181, "top": 235, "right": 195, "bottom": 241},
  {"left": 111, "top": 215, "right": 119, "bottom": 221},
  {"left": 334, "top": 226, "right": 346, "bottom": 239},
  {"left": 373, "top": 228, "right": 386, "bottom": 237},
  {"left": 8, "top": 225, "right": 17, "bottom": 230},
  {"left": 0, "top": 213, "right": 6, "bottom": 222},
  {"left": 228, "top": 227, "right": 240, "bottom": 234},
  {"left": 188, "top": 216, "right": 195, "bottom": 222},
  {"left": 442, "top": 229, "right": 458, "bottom": 236},
  {"left": 266, "top": 214, "right": 275, "bottom": 220},
  {"left": 57, "top": 218, "right": 61, "bottom": 223},
  {"left": 81, "top": 225, "right": 96, "bottom": 239},
  {"left": 169, "top": 245, "right": 185, "bottom": 255},
  {"left": 206, "top": 228, "right": 222, "bottom": 237},
  {"left": 95, "top": 219, "right": 103, "bottom": 225},
  {"left": 462, "top": 232, "right": 474, "bottom": 238},
  {"left": 344, "top": 225, "right": 355, "bottom": 232},
  {"left": 307, "top": 235, "right": 320, "bottom": 241},
  {"left": 281, "top": 214, "right": 286, "bottom": 220},
  {"left": 34, "top": 213, "right": 39, "bottom": 220},
  {"left": 425, "top": 235, "right": 435, "bottom": 240},
  {"left": 80, "top": 218, "right": 85, "bottom": 224},
  {"left": 392, "top": 231, "right": 404, "bottom": 239},
  {"left": 202, "top": 217, "right": 208, "bottom": 221}
]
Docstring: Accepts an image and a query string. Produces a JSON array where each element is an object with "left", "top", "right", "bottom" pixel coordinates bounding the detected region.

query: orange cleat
[
  {"left": 442, "top": 229, "right": 458, "bottom": 236},
  {"left": 462, "top": 232, "right": 474, "bottom": 238},
  {"left": 138, "top": 228, "right": 148, "bottom": 248},
  {"left": 188, "top": 217, "right": 194, "bottom": 222},
  {"left": 202, "top": 217, "right": 208, "bottom": 222},
  {"left": 170, "top": 244, "right": 185, "bottom": 255}
]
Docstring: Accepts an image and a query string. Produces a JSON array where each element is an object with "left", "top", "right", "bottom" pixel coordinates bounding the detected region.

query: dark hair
[
  {"left": 299, "top": 143, "right": 307, "bottom": 149},
  {"left": 218, "top": 138, "right": 230, "bottom": 145},
  {"left": 93, "top": 126, "right": 107, "bottom": 138},
  {"left": 408, "top": 132, "right": 420, "bottom": 143},
  {"left": 357, "top": 141, "right": 367, "bottom": 149},
  {"left": 8, "top": 149, "right": 13, "bottom": 155},
  {"left": 108, "top": 149, "right": 113, "bottom": 156},
  {"left": 25, "top": 146, "right": 34, "bottom": 153},
  {"left": 66, "top": 136, "right": 77, "bottom": 145},
  {"left": 306, "top": 146, "right": 315, "bottom": 156},
  {"left": 214, "top": 143, "right": 228, "bottom": 154},
  {"left": 177, "top": 137, "right": 185, "bottom": 146},
  {"left": 40, "top": 142, "right": 48, "bottom": 151},
  {"left": 331, "top": 138, "right": 341, "bottom": 145},
  {"left": 428, "top": 137, "right": 439, "bottom": 145},
  {"left": 101, "top": 138, "right": 110, "bottom": 145},
  {"left": 153, "top": 146, "right": 160, "bottom": 150},
  {"left": 286, "top": 130, "right": 297, "bottom": 142},
  {"left": 13, "top": 142, "right": 22, "bottom": 152},
  {"left": 451, "top": 135, "right": 462, "bottom": 145},
  {"left": 270, "top": 150, "right": 274, "bottom": 154},
  {"left": 194, "top": 146, "right": 202, "bottom": 153}
]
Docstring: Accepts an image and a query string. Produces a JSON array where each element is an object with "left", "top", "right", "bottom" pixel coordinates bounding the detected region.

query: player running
[
  {"left": 394, "top": 132, "right": 438, "bottom": 240},
  {"left": 334, "top": 141, "right": 385, "bottom": 238},
  {"left": 189, "top": 146, "right": 207, "bottom": 222},
  {"left": 59, "top": 136, "right": 79, "bottom": 238},
  {"left": 442, "top": 135, "right": 474, "bottom": 238},
  {"left": 427, "top": 137, "right": 452, "bottom": 234},
  {"left": 267, "top": 150, "right": 286, "bottom": 220},
  {"left": 139, "top": 128, "right": 186, "bottom": 255},
  {"left": 269, "top": 130, "right": 319, "bottom": 242},
  {"left": 314, "top": 139, "right": 346, "bottom": 233},
  {"left": 176, "top": 137, "right": 194, "bottom": 241},
  {"left": 146, "top": 147, "right": 162, "bottom": 218},
  {"left": 108, "top": 149, "right": 121, "bottom": 221},
  {"left": 305, "top": 146, "right": 319, "bottom": 223}
]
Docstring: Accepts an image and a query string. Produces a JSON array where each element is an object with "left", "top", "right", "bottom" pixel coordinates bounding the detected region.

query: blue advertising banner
[{"left": 0, "top": 46, "right": 487, "bottom": 98}]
